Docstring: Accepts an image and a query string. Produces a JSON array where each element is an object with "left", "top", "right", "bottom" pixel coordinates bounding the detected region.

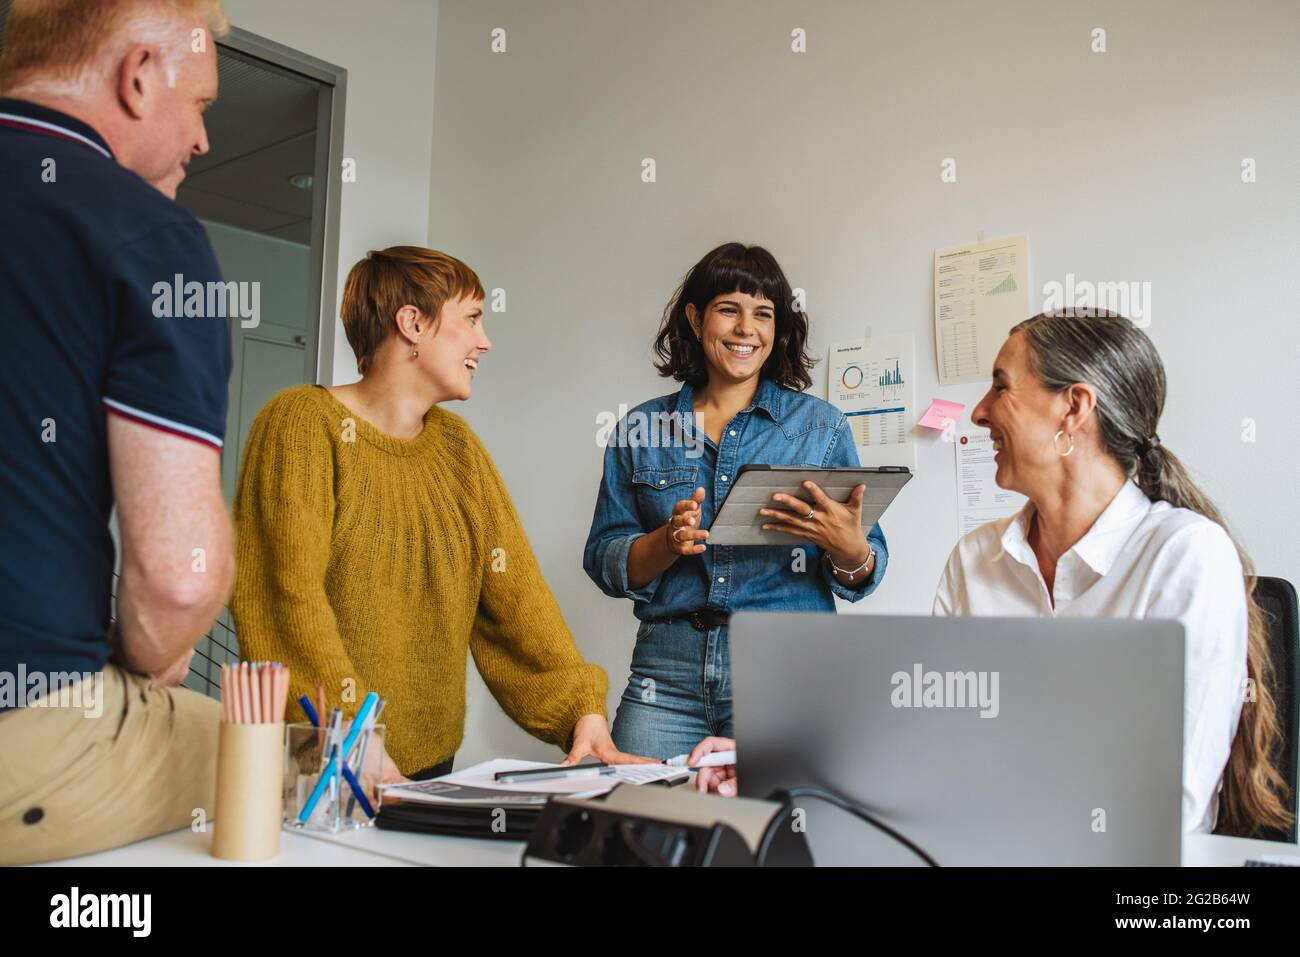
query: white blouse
[{"left": 933, "top": 479, "right": 1248, "bottom": 834}]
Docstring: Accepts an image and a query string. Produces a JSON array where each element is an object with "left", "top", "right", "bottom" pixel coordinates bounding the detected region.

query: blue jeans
[{"left": 611, "top": 618, "right": 734, "bottom": 761}]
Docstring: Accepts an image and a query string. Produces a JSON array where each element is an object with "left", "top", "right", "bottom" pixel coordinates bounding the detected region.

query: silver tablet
[{"left": 707, "top": 465, "right": 911, "bottom": 546}]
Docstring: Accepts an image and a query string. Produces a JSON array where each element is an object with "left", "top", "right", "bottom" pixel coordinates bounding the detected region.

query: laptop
[{"left": 730, "top": 612, "right": 1185, "bottom": 865}]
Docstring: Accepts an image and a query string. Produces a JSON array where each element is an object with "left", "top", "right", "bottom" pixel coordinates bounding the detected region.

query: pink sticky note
[{"left": 918, "top": 398, "right": 965, "bottom": 430}]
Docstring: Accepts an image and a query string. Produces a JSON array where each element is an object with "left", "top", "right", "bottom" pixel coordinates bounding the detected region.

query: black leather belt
[{"left": 685, "top": 609, "right": 731, "bottom": 631}]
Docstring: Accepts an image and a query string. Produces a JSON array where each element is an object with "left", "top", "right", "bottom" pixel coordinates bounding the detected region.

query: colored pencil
[{"left": 220, "top": 661, "right": 289, "bottom": 725}]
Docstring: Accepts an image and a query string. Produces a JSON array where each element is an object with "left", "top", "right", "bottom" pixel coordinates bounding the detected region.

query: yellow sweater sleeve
[
  {"left": 466, "top": 431, "right": 608, "bottom": 750},
  {"left": 230, "top": 389, "right": 372, "bottom": 722}
]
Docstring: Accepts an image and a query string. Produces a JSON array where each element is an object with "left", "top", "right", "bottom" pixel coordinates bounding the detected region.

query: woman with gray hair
[
  {"left": 690, "top": 311, "right": 1291, "bottom": 839},
  {"left": 931, "top": 311, "right": 1291, "bottom": 836}
]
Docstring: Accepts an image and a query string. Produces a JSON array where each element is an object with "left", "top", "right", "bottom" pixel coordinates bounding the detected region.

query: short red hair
[{"left": 340, "top": 247, "right": 486, "bottom": 375}]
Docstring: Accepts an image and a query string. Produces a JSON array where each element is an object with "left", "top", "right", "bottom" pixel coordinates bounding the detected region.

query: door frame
[{"left": 219, "top": 27, "right": 347, "bottom": 386}]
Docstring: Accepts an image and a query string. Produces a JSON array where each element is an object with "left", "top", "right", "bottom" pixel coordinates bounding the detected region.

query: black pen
[{"left": 494, "top": 763, "right": 615, "bottom": 784}]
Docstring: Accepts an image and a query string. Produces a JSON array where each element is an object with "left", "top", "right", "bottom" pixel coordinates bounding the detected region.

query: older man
[{"left": 0, "top": 0, "right": 234, "bottom": 863}]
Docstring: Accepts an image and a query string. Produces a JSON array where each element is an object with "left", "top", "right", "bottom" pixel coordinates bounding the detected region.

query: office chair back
[{"left": 1252, "top": 576, "right": 1298, "bottom": 843}]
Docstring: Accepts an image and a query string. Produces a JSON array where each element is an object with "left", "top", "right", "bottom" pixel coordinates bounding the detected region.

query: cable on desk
[{"left": 760, "top": 785, "right": 940, "bottom": 867}]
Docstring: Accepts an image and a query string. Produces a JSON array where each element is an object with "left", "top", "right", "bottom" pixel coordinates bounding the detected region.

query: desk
[
  {"left": 36, "top": 825, "right": 427, "bottom": 867},
  {"left": 1181, "top": 833, "right": 1300, "bottom": 867},
  {"left": 38, "top": 825, "right": 1300, "bottom": 868}
]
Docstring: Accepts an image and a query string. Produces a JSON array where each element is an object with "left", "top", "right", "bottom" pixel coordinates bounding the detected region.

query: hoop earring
[{"left": 1053, "top": 429, "right": 1074, "bottom": 457}]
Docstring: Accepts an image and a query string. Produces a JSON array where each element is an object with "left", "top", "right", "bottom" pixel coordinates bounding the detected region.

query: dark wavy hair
[{"left": 653, "top": 243, "right": 816, "bottom": 391}]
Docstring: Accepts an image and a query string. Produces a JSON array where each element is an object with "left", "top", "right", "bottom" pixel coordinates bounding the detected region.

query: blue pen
[
  {"left": 346, "top": 700, "right": 383, "bottom": 819},
  {"left": 340, "top": 763, "right": 376, "bottom": 818},
  {"left": 298, "top": 695, "right": 320, "bottom": 728},
  {"left": 325, "top": 707, "right": 371, "bottom": 818},
  {"left": 297, "top": 692, "right": 380, "bottom": 824},
  {"left": 327, "top": 740, "right": 339, "bottom": 812}
]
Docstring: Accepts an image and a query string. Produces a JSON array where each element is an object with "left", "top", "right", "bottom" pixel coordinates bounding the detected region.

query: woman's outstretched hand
[{"left": 563, "top": 713, "right": 657, "bottom": 765}]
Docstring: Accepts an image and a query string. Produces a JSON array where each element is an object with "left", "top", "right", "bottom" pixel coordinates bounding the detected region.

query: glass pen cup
[{"left": 283, "top": 721, "right": 386, "bottom": 832}]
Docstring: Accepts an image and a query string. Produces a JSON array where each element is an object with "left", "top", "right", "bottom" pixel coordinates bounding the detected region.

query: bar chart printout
[{"left": 828, "top": 334, "right": 916, "bottom": 468}]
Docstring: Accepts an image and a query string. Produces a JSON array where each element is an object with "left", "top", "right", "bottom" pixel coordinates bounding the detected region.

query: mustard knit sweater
[{"left": 230, "top": 385, "right": 607, "bottom": 774}]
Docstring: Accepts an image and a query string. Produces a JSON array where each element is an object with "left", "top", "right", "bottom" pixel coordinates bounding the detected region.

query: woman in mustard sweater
[{"left": 231, "top": 246, "right": 645, "bottom": 780}]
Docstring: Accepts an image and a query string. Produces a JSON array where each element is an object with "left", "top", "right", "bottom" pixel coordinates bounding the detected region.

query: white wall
[
  {"left": 427, "top": 0, "right": 1300, "bottom": 764},
  {"left": 220, "top": 0, "right": 440, "bottom": 386}
]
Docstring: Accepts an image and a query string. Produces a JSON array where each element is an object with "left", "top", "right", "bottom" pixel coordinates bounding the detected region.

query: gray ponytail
[{"left": 1012, "top": 311, "right": 1292, "bottom": 836}]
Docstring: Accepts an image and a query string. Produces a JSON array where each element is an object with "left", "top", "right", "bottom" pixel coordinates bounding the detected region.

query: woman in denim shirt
[{"left": 583, "top": 243, "right": 890, "bottom": 759}]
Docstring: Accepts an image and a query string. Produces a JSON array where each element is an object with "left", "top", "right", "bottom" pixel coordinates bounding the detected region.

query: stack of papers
[{"left": 381, "top": 758, "right": 690, "bottom": 807}]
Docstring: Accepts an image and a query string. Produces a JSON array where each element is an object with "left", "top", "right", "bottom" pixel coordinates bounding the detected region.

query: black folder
[{"left": 375, "top": 796, "right": 540, "bottom": 840}]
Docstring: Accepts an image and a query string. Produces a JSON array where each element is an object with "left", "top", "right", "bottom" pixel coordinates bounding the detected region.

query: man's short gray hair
[{"left": 0, "top": 0, "right": 229, "bottom": 97}]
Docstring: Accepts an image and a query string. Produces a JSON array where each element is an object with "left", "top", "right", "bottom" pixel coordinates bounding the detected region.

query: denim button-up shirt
[{"left": 583, "top": 377, "right": 889, "bottom": 620}]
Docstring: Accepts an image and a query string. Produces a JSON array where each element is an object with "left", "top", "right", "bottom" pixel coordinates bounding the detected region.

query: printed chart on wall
[
  {"left": 933, "top": 234, "right": 1029, "bottom": 385},
  {"left": 955, "top": 429, "right": 1026, "bottom": 536},
  {"left": 828, "top": 335, "right": 916, "bottom": 468}
]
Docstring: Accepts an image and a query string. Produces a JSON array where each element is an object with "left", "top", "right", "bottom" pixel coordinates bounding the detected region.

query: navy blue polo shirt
[{"left": 0, "top": 98, "right": 232, "bottom": 699}]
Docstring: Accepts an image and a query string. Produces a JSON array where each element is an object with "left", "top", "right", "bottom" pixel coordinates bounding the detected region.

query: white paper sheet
[
  {"left": 381, "top": 758, "right": 689, "bottom": 806},
  {"left": 934, "top": 234, "right": 1030, "bottom": 385},
  {"left": 955, "top": 429, "right": 1027, "bottom": 537}
]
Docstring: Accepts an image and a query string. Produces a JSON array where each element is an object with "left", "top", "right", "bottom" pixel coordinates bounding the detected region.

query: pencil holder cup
[
  {"left": 212, "top": 721, "right": 285, "bottom": 861},
  {"left": 284, "top": 721, "right": 385, "bottom": 833}
]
